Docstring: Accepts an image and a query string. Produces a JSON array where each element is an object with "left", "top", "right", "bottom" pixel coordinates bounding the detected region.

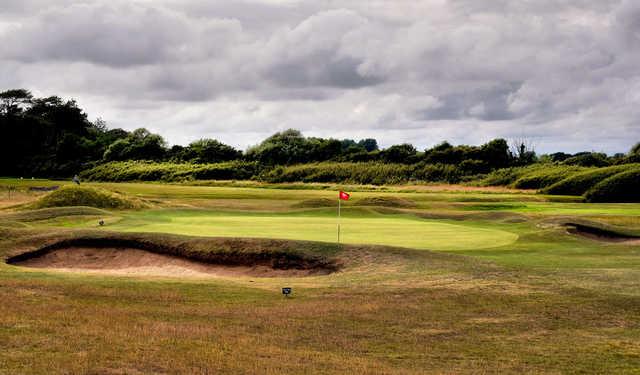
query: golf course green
[{"left": 107, "top": 209, "right": 519, "bottom": 251}]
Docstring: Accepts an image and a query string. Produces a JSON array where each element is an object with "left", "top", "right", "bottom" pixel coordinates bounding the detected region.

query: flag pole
[{"left": 337, "top": 195, "right": 341, "bottom": 243}]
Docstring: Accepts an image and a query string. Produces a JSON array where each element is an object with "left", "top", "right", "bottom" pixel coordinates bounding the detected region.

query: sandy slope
[{"left": 13, "top": 247, "right": 320, "bottom": 278}]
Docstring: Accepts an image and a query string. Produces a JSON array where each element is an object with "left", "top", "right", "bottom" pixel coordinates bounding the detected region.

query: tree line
[{"left": 2, "top": 89, "right": 639, "bottom": 177}]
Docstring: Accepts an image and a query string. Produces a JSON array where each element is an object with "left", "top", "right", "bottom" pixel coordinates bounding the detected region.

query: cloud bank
[{"left": 1, "top": 0, "right": 638, "bottom": 153}]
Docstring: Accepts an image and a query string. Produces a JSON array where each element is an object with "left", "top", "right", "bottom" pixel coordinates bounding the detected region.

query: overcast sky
[{"left": 1, "top": 0, "right": 639, "bottom": 153}]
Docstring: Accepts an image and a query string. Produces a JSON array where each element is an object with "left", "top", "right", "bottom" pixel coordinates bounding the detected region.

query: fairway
[{"left": 108, "top": 209, "right": 519, "bottom": 251}]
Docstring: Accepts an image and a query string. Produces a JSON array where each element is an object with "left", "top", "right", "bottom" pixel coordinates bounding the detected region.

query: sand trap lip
[
  {"left": 566, "top": 223, "right": 640, "bottom": 245},
  {"left": 10, "top": 246, "right": 328, "bottom": 278}
]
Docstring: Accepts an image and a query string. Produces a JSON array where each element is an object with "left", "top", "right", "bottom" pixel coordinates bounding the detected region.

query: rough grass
[
  {"left": 0, "top": 207, "right": 112, "bottom": 222},
  {"left": 292, "top": 198, "right": 336, "bottom": 208},
  {"left": 543, "top": 164, "right": 640, "bottom": 196},
  {"left": 479, "top": 164, "right": 589, "bottom": 188},
  {"left": 585, "top": 169, "right": 640, "bottom": 203},
  {"left": 34, "top": 185, "right": 145, "bottom": 209},
  {"left": 356, "top": 196, "right": 416, "bottom": 208},
  {"left": 513, "top": 165, "right": 588, "bottom": 189}
]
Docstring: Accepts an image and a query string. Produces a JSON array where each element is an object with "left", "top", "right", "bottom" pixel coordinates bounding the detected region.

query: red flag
[{"left": 339, "top": 191, "right": 350, "bottom": 200}]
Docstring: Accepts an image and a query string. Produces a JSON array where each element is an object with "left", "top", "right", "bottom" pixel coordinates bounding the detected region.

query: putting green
[{"left": 110, "top": 210, "right": 518, "bottom": 251}]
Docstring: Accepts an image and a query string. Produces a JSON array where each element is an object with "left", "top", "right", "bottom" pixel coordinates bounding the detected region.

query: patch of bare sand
[{"left": 12, "top": 247, "right": 323, "bottom": 278}]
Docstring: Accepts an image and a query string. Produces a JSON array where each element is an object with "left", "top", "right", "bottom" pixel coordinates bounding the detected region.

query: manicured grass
[{"left": 105, "top": 208, "right": 519, "bottom": 251}]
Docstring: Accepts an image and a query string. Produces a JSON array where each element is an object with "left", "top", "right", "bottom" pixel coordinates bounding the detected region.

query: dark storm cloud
[{"left": 0, "top": 0, "right": 639, "bottom": 153}]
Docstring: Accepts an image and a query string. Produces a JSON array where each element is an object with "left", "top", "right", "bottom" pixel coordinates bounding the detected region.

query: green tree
[
  {"left": 245, "top": 129, "right": 309, "bottom": 165},
  {"left": 103, "top": 128, "right": 167, "bottom": 161},
  {"left": 358, "top": 138, "right": 379, "bottom": 152},
  {"left": 188, "top": 138, "right": 241, "bottom": 163},
  {"left": 0, "top": 89, "right": 33, "bottom": 115},
  {"left": 382, "top": 144, "right": 417, "bottom": 163}
]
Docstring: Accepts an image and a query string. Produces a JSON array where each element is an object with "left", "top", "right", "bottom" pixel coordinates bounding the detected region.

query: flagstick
[{"left": 337, "top": 196, "right": 341, "bottom": 243}]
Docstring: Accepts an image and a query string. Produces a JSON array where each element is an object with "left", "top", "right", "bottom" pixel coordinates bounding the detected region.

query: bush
[
  {"left": 80, "top": 161, "right": 258, "bottom": 182},
  {"left": 478, "top": 167, "right": 524, "bottom": 186},
  {"left": 562, "top": 152, "right": 611, "bottom": 167},
  {"left": 543, "top": 164, "right": 640, "bottom": 196},
  {"left": 585, "top": 169, "right": 640, "bottom": 202},
  {"left": 35, "top": 185, "right": 143, "bottom": 209},
  {"left": 261, "top": 162, "right": 415, "bottom": 185},
  {"left": 413, "top": 163, "right": 463, "bottom": 183}
]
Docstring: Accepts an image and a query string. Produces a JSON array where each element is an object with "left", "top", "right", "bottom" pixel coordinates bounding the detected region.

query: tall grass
[
  {"left": 479, "top": 164, "right": 589, "bottom": 189},
  {"left": 543, "top": 164, "right": 640, "bottom": 196},
  {"left": 585, "top": 169, "right": 640, "bottom": 202}
]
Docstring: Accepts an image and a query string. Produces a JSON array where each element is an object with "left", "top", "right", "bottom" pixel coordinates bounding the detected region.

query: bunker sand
[
  {"left": 566, "top": 224, "right": 640, "bottom": 245},
  {"left": 12, "top": 247, "right": 323, "bottom": 278}
]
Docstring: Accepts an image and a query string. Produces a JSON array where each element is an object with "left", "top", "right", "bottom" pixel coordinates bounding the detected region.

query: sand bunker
[
  {"left": 566, "top": 224, "right": 640, "bottom": 245},
  {"left": 11, "top": 246, "right": 324, "bottom": 278}
]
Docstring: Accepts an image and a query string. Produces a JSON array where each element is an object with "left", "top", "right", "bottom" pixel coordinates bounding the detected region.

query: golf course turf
[{"left": 1, "top": 179, "right": 640, "bottom": 373}]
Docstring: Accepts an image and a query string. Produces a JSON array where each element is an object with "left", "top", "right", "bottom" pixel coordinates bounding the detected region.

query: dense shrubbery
[
  {"left": 1, "top": 89, "right": 128, "bottom": 177},
  {"left": 543, "top": 164, "right": 640, "bottom": 196},
  {"left": 585, "top": 169, "right": 640, "bottom": 203},
  {"left": 83, "top": 161, "right": 480, "bottom": 185},
  {"left": 261, "top": 162, "right": 415, "bottom": 185},
  {"left": 80, "top": 161, "right": 258, "bottom": 182},
  {"left": 261, "top": 162, "right": 486, "bottom": 185}
]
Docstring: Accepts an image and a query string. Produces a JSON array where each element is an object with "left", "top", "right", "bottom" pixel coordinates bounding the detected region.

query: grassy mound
[
  {"left": 35, "top": 186, "right": 144, "bottom": 209},
  {"left": 479, "top": 164, "right": 588, "bottom": 188},
  {"left": 357, "top": 196, "right": 416, "bottom": 208},
  {"left": 513, "top": 165, "right": 588, "bottom": 189},
  {"left": 543, "top": 164, "right": 640, "bottom": 196},
  {"left": 585, "top": 169, "right": 640, "bottom": 203}
]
